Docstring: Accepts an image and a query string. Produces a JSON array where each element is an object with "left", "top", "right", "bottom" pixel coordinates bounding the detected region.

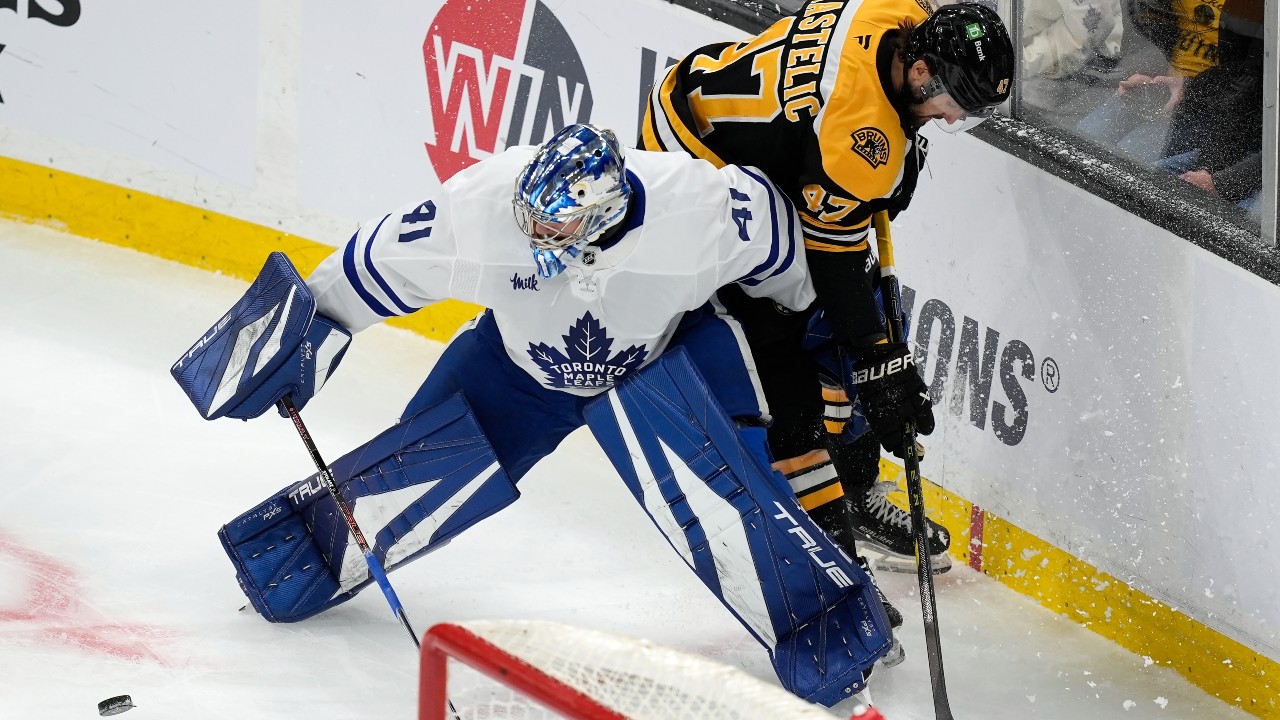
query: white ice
[{"left": 0, "top": 221, "right": 1252, "bottom": 719}]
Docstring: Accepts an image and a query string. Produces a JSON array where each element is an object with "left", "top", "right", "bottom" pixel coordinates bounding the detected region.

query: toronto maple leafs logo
[
  {"left": 1082, "top": 6, "right": 1102, "bottom": 34},
  {"left": 528, "top": 312, "right": 649, "bottom": 390}
]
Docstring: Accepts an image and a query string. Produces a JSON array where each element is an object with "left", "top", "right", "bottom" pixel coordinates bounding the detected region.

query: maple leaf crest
[
  {"left": 527, "top": 312, "right": 649, "bottom": 389},
  {"left": 1083, "top": 5, "right": 1101, "bottom": 32}
]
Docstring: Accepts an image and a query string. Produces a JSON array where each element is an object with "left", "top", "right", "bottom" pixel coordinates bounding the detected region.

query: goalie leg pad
[
  {"left": 584, "top": 349, "right": 893, "bottom": 707},
  {"left": 218, "top": 392, "right": 516, "bottom": 622},
  {"left": 220, "top": 487, "right": 334, "bottom": 621}
]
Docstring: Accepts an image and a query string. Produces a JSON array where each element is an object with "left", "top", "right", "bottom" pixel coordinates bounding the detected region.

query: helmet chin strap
[{"left": 918, "top": 74, "right": 949, "bottom": 103}]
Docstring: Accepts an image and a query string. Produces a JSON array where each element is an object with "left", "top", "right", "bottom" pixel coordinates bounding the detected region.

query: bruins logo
[{"left": 850, "top": 127, "right": 890, "bottom": 168}]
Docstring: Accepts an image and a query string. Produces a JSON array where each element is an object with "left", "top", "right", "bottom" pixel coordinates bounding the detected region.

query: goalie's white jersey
[{"left": 307, "top": 146, "right": 813, "bottom": 396}]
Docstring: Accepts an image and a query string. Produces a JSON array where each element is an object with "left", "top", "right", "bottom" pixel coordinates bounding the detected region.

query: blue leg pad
[
  {"left": 219, "top": 392, "right": 516, "bottom": 622},
  {"left": 585, "top": 348, "right": 893, "bottom": 706}
]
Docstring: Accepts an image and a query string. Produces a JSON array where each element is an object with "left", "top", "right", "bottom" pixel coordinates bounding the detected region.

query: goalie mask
[
  {"left": 513, "top": 123, "right": 632, "bottom": 278},
  {"left": 908, "top": 3, "right": 1014, "bottom": 133}
]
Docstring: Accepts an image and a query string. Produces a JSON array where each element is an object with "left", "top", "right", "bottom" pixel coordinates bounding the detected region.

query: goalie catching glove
[
  {"left": 170, "top": 252, "right": 351, "bottom": 420},
  {"left": 849, "top": 341, "right": 934, "bottom": 456}
]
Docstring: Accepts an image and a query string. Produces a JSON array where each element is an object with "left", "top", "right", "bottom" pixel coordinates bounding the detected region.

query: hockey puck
[{"left": 98, "top": 695, "right": 134, "bottom": 716}]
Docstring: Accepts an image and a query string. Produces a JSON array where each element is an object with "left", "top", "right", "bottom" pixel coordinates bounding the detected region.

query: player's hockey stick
[
  {"left": 279, "top": 396, "right": 465, "bottom": 720},
  {"left": 872, "top": 211, "right": 954, "bottom": 720},
  {"left": 277, "top": 395, "right": 422, "bottom": 649}
]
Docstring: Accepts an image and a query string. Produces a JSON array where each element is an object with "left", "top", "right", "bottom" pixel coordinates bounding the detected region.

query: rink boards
[{"left": 0, "top": 1, "right": 1276, "bottom": 716}]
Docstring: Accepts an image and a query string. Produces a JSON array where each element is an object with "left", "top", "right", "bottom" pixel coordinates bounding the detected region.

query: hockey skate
[{"left": 851, "top": 480, "right": 953, "bottom": 575}]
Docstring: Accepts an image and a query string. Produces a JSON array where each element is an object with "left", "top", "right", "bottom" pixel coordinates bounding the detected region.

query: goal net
[{"left": 419, "top": 619, "right": 885, "bottom": 720}]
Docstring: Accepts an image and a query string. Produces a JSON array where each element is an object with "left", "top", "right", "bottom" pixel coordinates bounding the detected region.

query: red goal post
[{"left": 419, "top": 619, "right": 886, "bottom": 720}]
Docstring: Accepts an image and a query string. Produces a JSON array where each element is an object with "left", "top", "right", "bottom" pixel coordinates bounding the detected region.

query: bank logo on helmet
[{"left": 423, "top": 0, "right": 594, "bottom": 183}]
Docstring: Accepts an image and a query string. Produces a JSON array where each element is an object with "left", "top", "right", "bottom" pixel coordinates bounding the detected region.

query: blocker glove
[
  {"left": 227, "top": 313, "right": 351, "bottom": 419},
  {"left": 849, "top": 341, "right": 934, "bottom": 457},
  {"left": 171, "top": 252, "right": 352, "bottom": 421}
]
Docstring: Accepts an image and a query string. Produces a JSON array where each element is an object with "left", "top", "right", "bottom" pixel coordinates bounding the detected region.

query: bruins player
[{"left": 641, "top": 2, "right": 1014, "bottom": 586}]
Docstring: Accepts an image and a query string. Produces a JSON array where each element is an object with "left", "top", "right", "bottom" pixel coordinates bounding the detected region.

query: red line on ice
[{"left": 0, "top": 532, "right": 172, "bottom": 665}]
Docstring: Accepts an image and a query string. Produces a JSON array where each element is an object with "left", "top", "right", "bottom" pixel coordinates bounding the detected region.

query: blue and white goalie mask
[{"left": 513, "top": 124, "right": 631, "bottom": 278}]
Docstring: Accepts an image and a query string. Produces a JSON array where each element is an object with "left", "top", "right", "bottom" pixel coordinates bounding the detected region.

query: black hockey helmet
[{"left": 907, "top": 3, "right": 1014, "bottom": 113}]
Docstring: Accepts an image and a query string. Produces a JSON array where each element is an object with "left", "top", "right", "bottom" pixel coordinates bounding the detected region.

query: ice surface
[{"left": 0, "top": 221, "right": 1252, "bottom": 719}]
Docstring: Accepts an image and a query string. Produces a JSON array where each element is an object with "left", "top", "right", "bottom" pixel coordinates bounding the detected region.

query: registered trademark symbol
[{"left": 1041, "top": 357, "right": 1060, "bottom": 393}]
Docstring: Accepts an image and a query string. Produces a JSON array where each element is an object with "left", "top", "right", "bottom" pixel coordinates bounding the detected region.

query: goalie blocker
[{"left": 170, "top": 252, "right": 351, "bottom": 421}]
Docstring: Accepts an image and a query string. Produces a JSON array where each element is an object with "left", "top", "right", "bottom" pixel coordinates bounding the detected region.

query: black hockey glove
[{"left": 850, "top": 342, "right": 934, "bottom": 457}]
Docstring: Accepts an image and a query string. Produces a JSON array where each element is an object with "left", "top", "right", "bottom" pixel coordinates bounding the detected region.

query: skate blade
[
  {"left": 878, "top": 636, "right": 906, "bottom": 669},
  {"left": 871, "top": 550, "right": 952, "bottom": 575}
]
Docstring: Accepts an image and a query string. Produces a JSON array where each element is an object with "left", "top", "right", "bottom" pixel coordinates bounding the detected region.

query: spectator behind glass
[
  {"left": 1153, "top": 0, "right": 1264, "bottom": 217},
  {"left": 1006, "top": 0, "right": 1125, "bottom": 120},
  {"left": 1074, "top": 0, "right": 1223, "bottom": 162}
]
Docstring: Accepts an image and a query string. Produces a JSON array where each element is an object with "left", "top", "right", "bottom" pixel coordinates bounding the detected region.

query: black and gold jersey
[{"left": 641, "top": 0, "right": 931, "bottom": 255}]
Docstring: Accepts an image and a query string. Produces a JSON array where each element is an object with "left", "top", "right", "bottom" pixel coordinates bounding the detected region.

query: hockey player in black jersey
[{"left": 642, "top": 2, "right": 1014, "bottom": 588}]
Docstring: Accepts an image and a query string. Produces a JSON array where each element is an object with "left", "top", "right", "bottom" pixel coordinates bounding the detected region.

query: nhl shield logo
[{"left": 850, "top": 127, "right": 890, "bottom": 168}]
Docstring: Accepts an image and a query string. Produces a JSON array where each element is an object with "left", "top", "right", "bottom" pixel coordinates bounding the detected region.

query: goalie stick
[
  {"left": 277, "top": 395, "right": 421, "bottom": 647},
  {"left": 277, "top": 396, "right": 466, "bottom": 720},
  {"left": 873, "top": 211, "right": 954, "bottom": 720}
]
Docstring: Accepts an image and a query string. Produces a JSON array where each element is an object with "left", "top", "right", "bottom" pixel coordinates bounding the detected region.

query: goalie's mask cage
[
  {"left": 419, "top": 619, "right": 887, "bottom": 720},
  {"left": 513, "top": 123, "right": 632, "bottom": 279}
]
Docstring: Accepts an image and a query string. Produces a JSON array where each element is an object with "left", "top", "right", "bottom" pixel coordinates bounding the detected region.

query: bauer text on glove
[{"left": 850, "top": 341, "right": 934, "bottom": 456}]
